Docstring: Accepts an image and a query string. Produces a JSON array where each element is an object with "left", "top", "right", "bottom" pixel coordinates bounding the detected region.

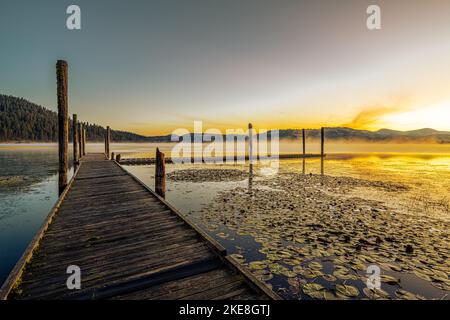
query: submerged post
[
  {"left": 56, "top": 60, "right": 69, "bottom": 195},
  {"left": 248, "top": 123, "right": 253, "bottom": 192},
  {"left": 320, "top": 127, "right": 325, "bottom": 176},
  {"left": 155, "top": 148, "right": 166, "bottom": 198},
  {"left": 106, "top": 126, "right": 111, "bottom": 159},
  {"left": 73, "top": 114, "right": 78, "bottom": 167}
]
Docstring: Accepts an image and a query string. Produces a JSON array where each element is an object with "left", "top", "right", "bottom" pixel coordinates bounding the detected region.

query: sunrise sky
[{"left": 1, "top": 0, "right": 450, "bottom": 135}]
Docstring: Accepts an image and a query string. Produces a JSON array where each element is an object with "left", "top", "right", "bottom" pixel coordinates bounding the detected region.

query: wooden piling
[
  {"left": 72, "top": 114, "right": 78, "bottom": 166},
  {"left": 106, "top": 126, "right": 111, "bottom": 159},
  {"left": 78, "top": 123, "right": 83, "bottom": 159},
  {"left": 302, "top": 128, "right": 306, "bottom": 174},
  {"left": 248, "top": 123, "right": 253, "bottom": 190},
  {"left": 111, "top": 152, "right": 115, "bottom": 161},
  {"left": 321, "top": 127, "right": 325, "bottom": 175},
  {"left": 56, "top": 60, "right": 69, "bottom": 195},
  {"left": 248, "top": 123, "right": 253, "bottom": 192},
  {"left": 302, "top": 129, "right": 306, "bottom": 156},
  {"left": 83, "top": 127, "right": 86, "bottom": 156},
  {"left": 155, "top": 148, "right": 166, "bottom": 198},
  {"left": 116, "top": 154, "right": 121, "bottom": 162}
]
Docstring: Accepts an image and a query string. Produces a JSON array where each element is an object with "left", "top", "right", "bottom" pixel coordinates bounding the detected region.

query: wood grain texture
[{"left": 1, "top": 153, "right": 278, "bottom": 300}]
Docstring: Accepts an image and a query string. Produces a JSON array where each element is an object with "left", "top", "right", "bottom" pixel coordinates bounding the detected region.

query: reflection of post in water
[
  {"left": 248, "top": 123, "right": 253, "bottom": 193},
  {"left": 320, "top": 127, "right": 325, "bottom": 177}
]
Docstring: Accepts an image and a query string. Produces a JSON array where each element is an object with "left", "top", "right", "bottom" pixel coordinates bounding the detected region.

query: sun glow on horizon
[{"left": 379, "top": 101, "right": 450, "bottom": 132}]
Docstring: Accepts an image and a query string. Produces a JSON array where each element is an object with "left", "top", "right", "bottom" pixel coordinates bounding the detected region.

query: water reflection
[
  {"left": 1, "top": 143, "right": 449, "bottom": 297},
  {"left": 0, "top": 146, "right": 74, "bottom": 285}
]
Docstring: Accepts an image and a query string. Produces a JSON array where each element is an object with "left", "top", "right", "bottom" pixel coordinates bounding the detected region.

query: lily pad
[{"left": 336, "top": 284, "right": 359, "bottom": 297}]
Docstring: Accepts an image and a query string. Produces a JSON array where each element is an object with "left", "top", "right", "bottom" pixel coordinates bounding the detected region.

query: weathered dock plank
[{"left": 0, "top": 153, "right": 279, "bottom": 300}]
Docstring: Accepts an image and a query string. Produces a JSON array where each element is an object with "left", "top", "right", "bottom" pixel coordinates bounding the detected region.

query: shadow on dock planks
[{"left": 0, "top": 153, "right": 280, "bottom": 300}]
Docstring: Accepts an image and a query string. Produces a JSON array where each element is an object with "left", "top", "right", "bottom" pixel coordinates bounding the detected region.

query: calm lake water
[{"left": 0, "top": 142, "right": 449, "bottom": 299}]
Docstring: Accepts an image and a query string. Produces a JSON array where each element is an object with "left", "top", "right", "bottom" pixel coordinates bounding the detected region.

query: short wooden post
[
  {"left": 106, "top": 126, "right": 111, "bottom": 159},
  {"left": 78, "top": 123, "right": 83, "bottom": 159},
  {"left": 72, "top": 114, "right": 78, "bottom": 166},
  {"left": 56, "top": 60, "right": 69, "bottom": 195},
  {"left": 111, "top": 152, "right": 115, "bottom": 161},
  {"left": 248, "top": 123, "right": 253, "bottom": 192},
  {"left": 320, "top": 127, "right": 325, "bottom": 176},
  {"left": 302, "top": 129, "right": 306, "bottom": 156},
  {"left": 116, "top": 154, "right": 121, "bottom": 162},
  {"left": 155, "top": 148, "right": 166, "bottom": 198}
]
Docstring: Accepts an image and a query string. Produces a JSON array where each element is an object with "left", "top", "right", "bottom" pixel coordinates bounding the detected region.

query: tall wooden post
[
  {"left": 56, "top": 60, "right": 69, "bottom": 195},
  {"left": 78, "top": 123, "right": 83, "bottom": 159},
  {"left": 302, "top": 128, "right": 306, "bottom": 174},
  {"left": 83, "top": 127, "right": 86, "bottom": 156},
  {"left": 73, "top": 114, "right": 78, "bottom": 167},
  {"left": 155, "top": 148, "right": 166, "bottom": 198},
  {"left": 248, "top": 123, "right": 253, "bottom": 193},
  {"left": 106, "top": 126, "right": 111, "bottom": 159},
  {"left": 320, "top": 127, "right": 325, "bottom": 176}
]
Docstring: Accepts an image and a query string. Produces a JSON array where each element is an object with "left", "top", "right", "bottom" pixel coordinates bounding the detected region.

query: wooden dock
[{"left": 0, "top": 153, "right": 279, "bottom": 300}]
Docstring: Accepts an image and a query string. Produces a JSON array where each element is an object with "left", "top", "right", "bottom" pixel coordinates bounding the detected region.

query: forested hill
[
  {"left": 0, "top": 94, "right": 149, "bottom": 142},
  {"left": 1, "top": 94, "right": 449, "bottom": 143}
]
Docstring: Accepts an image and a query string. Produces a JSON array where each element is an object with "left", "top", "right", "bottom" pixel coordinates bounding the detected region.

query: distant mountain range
[
  {"left": 1, "top": 94, "right": 449, "bottom": 143},
  {"left": 275, "top": 127, "right": 450, "bottom": 143}
]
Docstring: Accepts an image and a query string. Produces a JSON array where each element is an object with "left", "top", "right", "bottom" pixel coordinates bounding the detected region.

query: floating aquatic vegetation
[
  {"left": 363, "top": 287, "right": 390, "bottom": 300},
  {"left": 336, "top": 284, "right": 360, "bottom": 298},
  {"left": 168, "top": 169, "right": 248, "bottom": 182},
  {"left": 381, "top": 274, "right": 400, "bottom": 286},
  {"left": 302, "top": 283, "right": 325, "bottom": 299},
  {"left": 198, "top": 171, "right": 450, "bottom": 300}
]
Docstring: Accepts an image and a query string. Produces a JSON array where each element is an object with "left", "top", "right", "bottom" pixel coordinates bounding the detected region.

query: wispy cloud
[{"left": 343, "top": 107, "right": 401, "bottom": 129}]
